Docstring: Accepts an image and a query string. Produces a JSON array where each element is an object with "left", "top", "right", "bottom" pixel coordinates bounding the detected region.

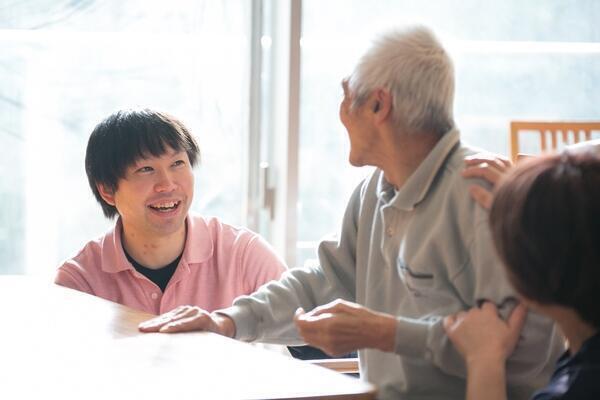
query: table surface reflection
[{"left": 0, "top": 276, "right": 375, "bottom": 400}]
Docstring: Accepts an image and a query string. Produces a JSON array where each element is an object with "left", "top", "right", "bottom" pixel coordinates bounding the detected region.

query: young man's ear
[
  {"left": 97, "top": 183, "right": 116, "bottom": 206},
  {"left": 371, "top": 88, "right": 392, "bottom": 124}
]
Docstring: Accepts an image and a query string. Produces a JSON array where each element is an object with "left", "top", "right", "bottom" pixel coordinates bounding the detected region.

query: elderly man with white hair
[{"left": 139, "top": 26, "right": 562, "bottom": 400}]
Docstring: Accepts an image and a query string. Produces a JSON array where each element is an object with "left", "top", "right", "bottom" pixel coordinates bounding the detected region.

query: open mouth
[{"left": 147, "top": 200, "right": 181, "bottom": 213}]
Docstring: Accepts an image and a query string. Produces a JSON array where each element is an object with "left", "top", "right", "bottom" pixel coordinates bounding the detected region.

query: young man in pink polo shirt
[{"left": 55, "top": 109, "right": 285, "bottom": 315}]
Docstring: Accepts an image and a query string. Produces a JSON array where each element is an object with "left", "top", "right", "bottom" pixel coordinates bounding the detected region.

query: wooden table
[{"left": 0, "top": 276, "right": 375, "bottom": 399}]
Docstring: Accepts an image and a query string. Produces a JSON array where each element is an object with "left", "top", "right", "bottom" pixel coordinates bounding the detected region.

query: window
[
  {"left": 297, "top": 0, "right": 600, "bottom": 267},
  {"left": 2, "top": 1, "right": 599, "bottom": 275},
  {"left": 0, "top": 0, "right": 250, "bottom": 274}
]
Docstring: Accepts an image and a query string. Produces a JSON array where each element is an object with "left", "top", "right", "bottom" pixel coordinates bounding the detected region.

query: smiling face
[{"left": 97, "top": 148, "right": 194, "bottom": 239}]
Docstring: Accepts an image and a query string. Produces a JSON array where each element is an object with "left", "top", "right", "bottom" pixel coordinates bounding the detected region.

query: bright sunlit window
[
  {"left": 297, "top": 0, "right": 600, "bottom": 267},
  {"left": 1, "top": 0, "right": 599, "bottom": 274},
  {"left": 0, "top": 0, "right": 250, "bottom": 275}
]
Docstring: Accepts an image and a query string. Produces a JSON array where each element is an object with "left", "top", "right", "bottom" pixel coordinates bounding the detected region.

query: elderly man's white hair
[{"left": 349, "top": 26, "right": 455, "bottom": 135}]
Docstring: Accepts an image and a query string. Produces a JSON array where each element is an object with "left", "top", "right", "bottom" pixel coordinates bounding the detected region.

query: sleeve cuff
[
  {"left": 394, "top": 316, "right": 431, "bottom": 358},
  {"left": 216, "top": 304, "right": 258, "bottom": 342}
]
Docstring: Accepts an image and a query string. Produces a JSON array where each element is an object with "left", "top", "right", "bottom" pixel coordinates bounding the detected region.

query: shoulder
[
  {"left": 440, "top": 143, "right": 489, "bottom": 192},
  {"left": 189, "top": 214, "right": 282, "bottom": 261},
  {"left": 190, "top": 214, "right": 261, "bottom": 245},
  {"left": 435, "top": 142, "right": 491, "bottom": 225},
  {"left": 56, "top": 221, "right": 123, "bottom": 276},
  {"left": 194, "top": 215, "right": 287, "bottom": 278},
  {"left": 58, "top": 233, "right": 107, "bottom": 273},
  {"left": 55, "top": 230, "right": 114, "bottom": 292},
  {"left": 405, "top": 142, "right": 494, "bottom": 259}
]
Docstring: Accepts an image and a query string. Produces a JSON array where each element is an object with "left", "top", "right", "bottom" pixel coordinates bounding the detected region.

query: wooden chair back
[{"left": 510, "top": 121, "right": 600, "bottom": 162}]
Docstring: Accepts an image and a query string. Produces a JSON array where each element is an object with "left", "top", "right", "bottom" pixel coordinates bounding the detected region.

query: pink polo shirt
[{"left": 55, "top": 214, "right": 286, "bottom": 315}]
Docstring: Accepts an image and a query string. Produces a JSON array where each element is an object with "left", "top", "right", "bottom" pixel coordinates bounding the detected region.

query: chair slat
[{"left": 510, "top": 121, "right": 600, "bottom": 162}]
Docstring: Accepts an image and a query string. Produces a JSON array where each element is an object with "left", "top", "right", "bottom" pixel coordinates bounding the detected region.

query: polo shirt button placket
[{"left": 151, "top": 292, "right": 159, "bottom": 300}]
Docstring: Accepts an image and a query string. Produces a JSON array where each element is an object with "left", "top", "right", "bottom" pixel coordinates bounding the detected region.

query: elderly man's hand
[
  {"left": 138, "top": 305, "right": 236, "bottom": 337},
  {"left": 293, "top": 299, "right": 396, "bottom": 357},
  {"left": 462, "top": 153, "right": 513, "bottom": 209}
]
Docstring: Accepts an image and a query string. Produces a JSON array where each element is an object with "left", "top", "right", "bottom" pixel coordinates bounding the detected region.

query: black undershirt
[{"left": 124, "top": 248, "right": 181, "bottom": 292}]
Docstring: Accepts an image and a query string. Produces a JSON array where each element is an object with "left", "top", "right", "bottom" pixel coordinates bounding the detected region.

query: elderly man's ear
[{"left": 371, "top": 88, "right": 392, "bottom": 123}]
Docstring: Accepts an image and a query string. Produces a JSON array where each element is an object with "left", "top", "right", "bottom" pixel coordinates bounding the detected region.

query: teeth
[{"left": 149, "top": 201, "right": 179, "bottom": 209}]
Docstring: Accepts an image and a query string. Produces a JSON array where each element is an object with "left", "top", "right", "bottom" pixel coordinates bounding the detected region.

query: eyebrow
[{"left": 131, "top": 149, "right": 185, "bottom": 166}]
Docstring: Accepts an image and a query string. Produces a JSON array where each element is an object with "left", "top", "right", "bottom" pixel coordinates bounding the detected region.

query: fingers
[
  {"left": 294, "top": 307, "right": 320, "bottom": 326},
  {"left": 443, "top": 310, "right": 466, "bottom": 333},
  {"left": 464, "top": 154, "right": 509, "bottom": 210},
  {"left": 445, "top": 302, "right": 525, "bottom": 339},
  {"left": 443, "top": 315, "right": 456, "bottom": 332},
  {"left": 468, "top": 185, "right": 493, "bottom": 210},
  {"left": 443, "top": 311, "right": 470, "bottom": 352},
  {"left": 462, "top": 162, "right": 505, "bottom": 184},
  {"left": 294, "top": 309, "right": 325, "bottom": 348},
  {"left": 159, "top": 311, "right": 211, "bottom": 333},
  {"left": 496, "top": 156, "right": 512, "bottom": 169},
  {"left": 307, "top": 299, "right": 355, "bottom": 317},
  {"left": 138, "top": 305, "right": 208, "bottom": 333},
  {"left": 465, "top": 154, "right": 512, "bottom": 171},
  {"left": 294, "top": 307, "right": 305, "bottom": 319},
  {"left": 517, "top": 153, "right": 535, "bottom": 162},
  {"left": 479, "top": 301, "right": 527, "bottom": 338},
  {"left": 507, "top": 303, "right": 528, "bottom": 333},
  {"left": 463, "top": 155, "right": 512, "bottom": 207},
  {"left": 294, "top": 307, "right": 310, "bottom": 330},
  {"left": 480, "top": 301, "right": 498, "bottom": 314},
  {"left": 138, "top": 305, "right": 196, "bottom": 332},
  {"left": 294, "top": 308, "right": 363, "bottom": 357}
]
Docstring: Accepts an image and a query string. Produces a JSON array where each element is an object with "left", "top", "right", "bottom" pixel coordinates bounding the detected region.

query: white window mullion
[
  {"left": 245, "top": 0, "right": 264, "bottom": 232},
  {"left": 257, "top": 0, "right": 301, "bottom": 267}
]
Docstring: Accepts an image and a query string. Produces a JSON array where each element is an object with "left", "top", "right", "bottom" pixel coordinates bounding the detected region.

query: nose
[{"left": 154, "top": 169, "right": 177, "bottom": 192}]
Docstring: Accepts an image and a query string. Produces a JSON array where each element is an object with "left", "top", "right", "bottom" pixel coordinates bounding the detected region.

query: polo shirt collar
[
  {"left": 101, "top": 218, "right": 132, "bottom": 273},
  {"left": 378, "top": 128, "right": 460, "bottom": 211},
  {"left": 100, "top": 214, "right": 213, "bottom": 273}
]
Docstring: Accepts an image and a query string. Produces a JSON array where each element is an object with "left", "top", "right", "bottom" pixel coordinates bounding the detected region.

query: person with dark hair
[
  {"left": 444, "top": 151, "right": 600, "bottom": 400},
  {"left": 138, "top": 27, "right": 562, "bottom": 400},
  {"left": 55, "top": 109, "right": 285, "bottom": 315}
]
